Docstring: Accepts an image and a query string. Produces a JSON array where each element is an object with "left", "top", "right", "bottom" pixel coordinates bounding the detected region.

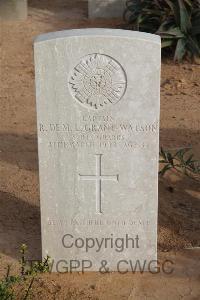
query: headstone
[
  {"left": 34, "top": 29, "right": 161, "bottom": 272},
  {"left": 88, "top": 0, "right": 126, "bottom": 18},
  {"left": 0, "top": 0, "right": 27, "bottom": 21}
]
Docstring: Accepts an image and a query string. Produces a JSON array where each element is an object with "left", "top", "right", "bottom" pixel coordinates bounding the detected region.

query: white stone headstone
[
  {"left": 88, "top": 0, "right": 126, "bottom": 19},
  {"left": 34, "top": 29, "right": 161, "bottom": 272},
  {"left": 0, "top": 0, "right": 27, "bottom": 21}
]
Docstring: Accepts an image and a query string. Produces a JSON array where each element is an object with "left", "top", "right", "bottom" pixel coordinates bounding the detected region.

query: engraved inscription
[
  {"left": 69, "top": 54, "right": 127, "bottom": 110},
  {"left": 39, "top": 118, "right": 159, "bottom": 151},
  {"left": 48, "top": 218, "right": 150, "bottom": 227},
  {"left": 79, "top": 154, "right": 119, "bottom": 214}
]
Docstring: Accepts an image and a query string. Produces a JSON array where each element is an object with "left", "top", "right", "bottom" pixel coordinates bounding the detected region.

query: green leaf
[
  {"left": 159, "top": 164, "right": 173, "bottom": 176},
  {"left": 159, "top": 159, "right": 167, "bottom": 163},
  {"left": 187, "top": 36, "right": 200, "bottom": 55},
  {"left": 129, "top": 14, "right": 139, "bottom": 23},
  {"left": 161, "top": 39, "right": 174, "bottom": 48},
  {"left": 186, "top": 154, "right": 194, "bottom": 164},
  {"left": 174, "top": 38, "right": 187, "bottom": 61},
  {"left": 178, "top": 0, "right": 192, "bottom": 33},
  {"left": 158, "top": 26, "right": 185, "bottom": 37},
  {"left": 183, "top": 0, "right": 192, "bottom": 7},
  {"left": 157, "top": 19, "right": 175, "bottom": 32},
  {"left": 160, "top": 147, "right": 168, "bottom": 160},
  {"left": 143, "top": 8, "right": 163, "bottom": 16},
  {"left": 164, "top": 0, "right": 180, "bottom": 25},
  {"left": 167, "top": 152, "right": 174, "bottom": 162}
]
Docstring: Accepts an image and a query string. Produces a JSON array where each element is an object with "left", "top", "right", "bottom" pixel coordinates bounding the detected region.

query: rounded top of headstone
[{"left": 34, "top": 28, "right": 161, "bottom": 45}]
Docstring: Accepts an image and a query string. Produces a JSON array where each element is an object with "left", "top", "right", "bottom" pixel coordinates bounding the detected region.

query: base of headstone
[
  {"left": 0, "top": 0, "right": 27, "bottom": 21},
  {"left": 88, "top": 0, "right": 126, "bottom": 19}
]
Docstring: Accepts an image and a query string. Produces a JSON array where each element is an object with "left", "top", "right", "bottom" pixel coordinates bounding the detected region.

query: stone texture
[
  {"left": 88, "top": 0, "right": 126, "bottom": 18},
  {"left": 34, "top": 29, "right": 161, "bottom": 272},
  {"left": 0, "top": 0, "right": 27, "bottom": 21}
]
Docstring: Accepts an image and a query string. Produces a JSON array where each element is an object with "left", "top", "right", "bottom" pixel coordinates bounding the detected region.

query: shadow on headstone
[{"left": 0, "top": 0, "right": 27, "bottom": 21}]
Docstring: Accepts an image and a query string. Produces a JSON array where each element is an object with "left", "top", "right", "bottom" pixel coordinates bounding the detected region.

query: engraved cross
[{"left": 79, "top": 154, "right": 119, "bottom": 214}]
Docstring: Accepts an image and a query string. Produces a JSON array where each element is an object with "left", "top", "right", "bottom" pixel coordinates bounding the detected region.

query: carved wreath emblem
[{"left": 69, "top": 54, "right": 127, "bottom": 110}]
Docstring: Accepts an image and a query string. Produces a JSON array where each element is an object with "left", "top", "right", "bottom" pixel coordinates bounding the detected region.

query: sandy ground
[{"left": 0, "top": 0, "right": 200, "bottom": 299}]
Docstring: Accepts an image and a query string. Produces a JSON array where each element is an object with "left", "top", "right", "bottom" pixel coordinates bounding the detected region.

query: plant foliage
[
  {"left": 20, "top": 244, "right": 51, "bottom": 276},
  {"left": 0, "top": 265, "right": 20, "bottom": 300},
  {"left": 159, "top": 147, "right": 200, "bottom": 179},
  {"left": 124, "top": 0, "right": 200, "bottom": 61},
  {"left": 0, "top": 245, "right": 51, "bottom": 300}
]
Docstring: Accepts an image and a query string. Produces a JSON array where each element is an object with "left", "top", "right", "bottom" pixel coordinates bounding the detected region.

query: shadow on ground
[
  {"left": 0, "top": 133, "right": 38, "bottom": 171},
  {"left": 0, "top": 191, "right": 41, "bottom": 260}
]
